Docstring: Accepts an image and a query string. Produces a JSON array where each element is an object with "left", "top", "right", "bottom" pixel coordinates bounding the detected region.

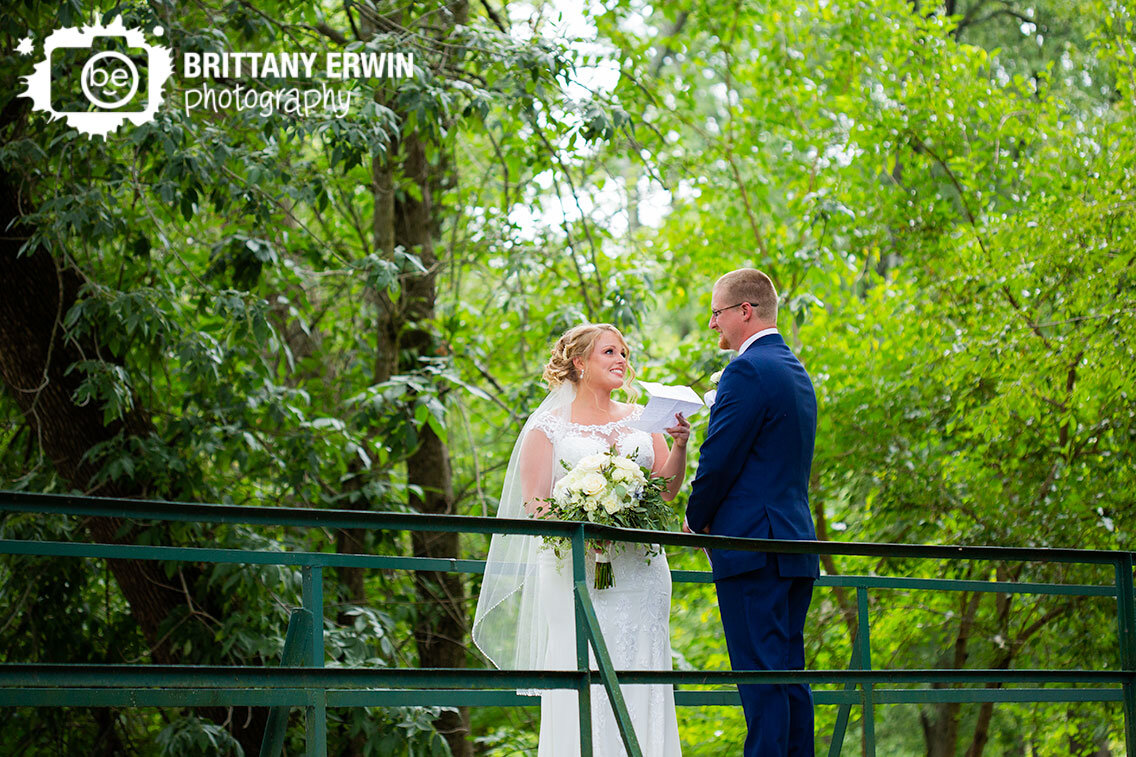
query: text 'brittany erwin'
[{"left": 181, "top": 52, "right": 415, "bottom": 80}]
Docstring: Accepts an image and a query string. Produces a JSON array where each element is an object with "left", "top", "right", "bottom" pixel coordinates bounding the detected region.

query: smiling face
[{"left": 576, "top": 330, "right": 630, "bottom": 392}]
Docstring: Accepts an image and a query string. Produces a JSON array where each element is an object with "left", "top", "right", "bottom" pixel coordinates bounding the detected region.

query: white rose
[
  {"left": 583, "top": 496, "right": 599, "bottom": 513},
  {"left": 612, "top": 468, "right": 632, "bottom": 484},
  {"left": 611, "top": 456, "right": 637, "bottom": 472},
  {"left": 576, "top": 454, "right": 608, "bottom": 472},
  {"left": 578, "top": 471, "right": 606, "bottom": 496},
  {"left": 710, "top": 369, "right": 724, "bottom": 384},
  {"left": 600, "top": 492, "right": 622, "bottom": 514},
  {"left": 554, "top": 470, "right": 582, "bottom": 499}
]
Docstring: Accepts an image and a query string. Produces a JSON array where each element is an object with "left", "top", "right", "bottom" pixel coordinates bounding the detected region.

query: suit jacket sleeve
[{"left": 685, "top": 358, "right": 767, "bottom": 533}]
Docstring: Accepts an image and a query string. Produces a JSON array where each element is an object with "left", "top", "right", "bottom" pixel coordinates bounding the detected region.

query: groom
[{"left": 685, "top": 268, "right": 819, "bottom": 755}]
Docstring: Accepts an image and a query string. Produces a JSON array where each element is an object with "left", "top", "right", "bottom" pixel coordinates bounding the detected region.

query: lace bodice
[{"left": 531, "top": 406, "right": 655, "bottom": 480}]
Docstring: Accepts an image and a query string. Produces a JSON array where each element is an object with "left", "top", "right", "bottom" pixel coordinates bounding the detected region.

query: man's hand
[
  {"left": 683, "top": 517, "right": 713, "bottom": 564},
  {"left": 682, "top": 517, "right": 710, "bottom": 534}
]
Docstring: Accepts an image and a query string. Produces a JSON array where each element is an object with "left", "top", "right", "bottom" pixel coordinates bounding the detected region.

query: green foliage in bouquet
[{"left": 536, "top": 446, "right": 676, "bottom": 588}]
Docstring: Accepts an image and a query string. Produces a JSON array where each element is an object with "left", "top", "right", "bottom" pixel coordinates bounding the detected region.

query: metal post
[
  {"left": 1117, "top": 554, "right": 1136, "bottom": 756},
  {"left": 572, "top": 525, "right": 593, "bottom": 756},
  {"left": 306, "top": 690, "right": 327, "bottom": 757},
  {"left": 302, "top": 566, "right": 326, "bottom": 756},
  {"left": 857, "top": 587, "right": 876, "bottom": 756},
  {"left": 302, "top": 567, "right": 324, "bottom": 670}
]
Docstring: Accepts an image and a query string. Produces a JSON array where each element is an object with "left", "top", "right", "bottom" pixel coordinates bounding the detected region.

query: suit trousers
[{"left": 715, "top": 562, "right": 815, "bottom": 756}]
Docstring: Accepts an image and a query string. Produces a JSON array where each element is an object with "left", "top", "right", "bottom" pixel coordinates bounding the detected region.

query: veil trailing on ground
[{"left": 472, "top": 381, "right": 576, "bottom": 671}]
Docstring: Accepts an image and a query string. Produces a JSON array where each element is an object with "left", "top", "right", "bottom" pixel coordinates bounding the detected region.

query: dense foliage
[{"left": 1, "top": 0, "right": 1133, "bottom": 754}]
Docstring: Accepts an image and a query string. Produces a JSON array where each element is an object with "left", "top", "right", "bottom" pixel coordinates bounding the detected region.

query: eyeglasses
[{"left": 710, "top": 302, "right": 752, "bottom": 320}]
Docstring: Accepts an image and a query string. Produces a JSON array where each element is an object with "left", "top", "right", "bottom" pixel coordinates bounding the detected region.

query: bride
[{"left": 473, "top": 323, "right": 690, "bottom": 756}]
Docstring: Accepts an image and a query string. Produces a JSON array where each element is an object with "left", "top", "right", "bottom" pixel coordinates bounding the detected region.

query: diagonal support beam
[
  {"left": 828, "top": 632, "right": 862, "bottom": 757},
  {"left": 260, "top": 608, "right": 314, "bottom": 757},
  {"left": 574, "top": 580, "right": 643, "bottom": 757}
]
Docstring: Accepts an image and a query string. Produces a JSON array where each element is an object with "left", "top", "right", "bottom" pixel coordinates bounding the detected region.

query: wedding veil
[{"left": 472, "top": 381, "right": 576, "bottom": 671}]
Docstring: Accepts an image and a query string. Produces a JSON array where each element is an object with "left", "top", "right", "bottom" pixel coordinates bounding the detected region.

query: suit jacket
[{"left": 686, "top": 333, "right": 819, "bottom": 580}]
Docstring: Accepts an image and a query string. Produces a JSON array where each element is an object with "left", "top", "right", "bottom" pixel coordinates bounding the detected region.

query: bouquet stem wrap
[{"left": 594, "top": 549, "right": 614, "bottom": 589}]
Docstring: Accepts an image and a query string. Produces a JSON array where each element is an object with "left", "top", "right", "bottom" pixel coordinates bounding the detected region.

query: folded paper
[{"left": 627, "top": 380, "right": 705, "bottom": 434}]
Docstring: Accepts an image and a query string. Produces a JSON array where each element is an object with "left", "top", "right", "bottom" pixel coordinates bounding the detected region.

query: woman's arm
[
  {"left": 519, "top": 428, "right": 554, "bottom": 516},
  {"left": 652, "top": 413, "right": 691, "bottom": 502}
]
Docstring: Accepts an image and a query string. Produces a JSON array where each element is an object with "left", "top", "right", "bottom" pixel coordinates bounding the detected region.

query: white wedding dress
[{"left": 530, "top": 409, "right": 682, "bottom": 757}]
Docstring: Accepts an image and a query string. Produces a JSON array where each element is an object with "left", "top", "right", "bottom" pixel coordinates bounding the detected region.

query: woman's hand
[{"left": 664, "top": 413, "right": 691, "bottom": 449}]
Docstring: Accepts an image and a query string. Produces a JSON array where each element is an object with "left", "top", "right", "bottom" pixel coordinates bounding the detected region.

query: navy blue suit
[{"left": 686, "top": 332, "right": 818, "bottom": 756}]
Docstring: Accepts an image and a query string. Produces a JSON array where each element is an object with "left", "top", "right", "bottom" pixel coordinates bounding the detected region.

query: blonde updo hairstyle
[{"left": 542, "top": 323, "right": 636, "bottom": 390}]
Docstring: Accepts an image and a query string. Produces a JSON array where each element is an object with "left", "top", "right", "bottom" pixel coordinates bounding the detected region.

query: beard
[{"left": 717, "top": 331, "right": 730, "bottom": 350}]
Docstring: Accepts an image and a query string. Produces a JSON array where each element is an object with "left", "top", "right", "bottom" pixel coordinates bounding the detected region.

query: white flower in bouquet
[
  {"left": 610, "top": 456, "right": 645, "bottom": 485},
  {"left": 551, "top": 471, "right": 575, "bottom": 500},
  {"left": 600, "top": 491, "right": 622, "bottom": 515},
  {"left": 611, "top": 466, "right": 635, "bottom": 484},
  {"left": 576, "top": 453, "right": 608, "bottom": 472},
  {"left": 537, "top": 446, "right": 676, "bottom": 589},
  {"left": 611, "top": 456, "right": 637, "bottom": 472},
  {"left": 578, "top": 471, "right": 607, "bottom": 496}
]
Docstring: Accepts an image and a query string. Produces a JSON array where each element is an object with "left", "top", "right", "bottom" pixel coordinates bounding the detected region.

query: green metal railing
[{"left": 1, "top": 491, "right": 1134, "bottom": 755}]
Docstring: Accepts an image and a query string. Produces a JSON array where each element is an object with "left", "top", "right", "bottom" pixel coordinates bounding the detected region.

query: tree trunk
[
  {"left": 0, "top": 171, "right": 186, "bottom": 660},
  {"left": 394, "top": 129, "right": 472, "bottom": 757},
  {"left": 0, "top": 110, "right": 267, "bottom": 753},
  {"left": 964, "top": 586, "right": 1014, "bottom": 757},
  {"left": 919, "top": 588, "right": 980, "bottom": 757},
  {"left": 349, "top": 5, "right": 470, "bottom": 751}
]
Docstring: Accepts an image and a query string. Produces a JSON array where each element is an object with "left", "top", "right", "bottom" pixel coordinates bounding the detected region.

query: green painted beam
[
  {"left": 306, "top": 690, "right": 326, "bottom": 757},
  {"left": 1, "top": 664, "right": 1130, "bottom": 689},
  {"left": 3, "top": 489, "right": 1132, "bottom": 566},
  {"left": 0, "top": 665, "right": 586, "bottom": 690},
  {"left": 858, "top": 588, "right": 876, "bottom": 756},
  {"left": 328, "top": 689, "right": 539, "bottom": 707},
  {"left": 1, "top": 687, "right": 1122, "bottom": 709},
  {"left": 676, "top": 688, "right": 1127, "bottom": 707},
  {"left": 828, "top": 633, "right": 862, "bottom": 757},
  {"left": 670, "top": 569, "right": 715, "bottom": 584},
  {"left": 617, "top": 669, "right": 1133, "bottom": 686},
  {"left": 3, "top": 489, "right": 1134, "bottom": 756},
  {"left": 4, "top": 540, "right": 1116, "bottom": 599},
  {"left": 571, "top": 528, "right": 593, "bottom": 757},
  {"left": 0, "top": 539, "right": 489, "bottom": 575},
  {"left": 261, "top": 609, "right": 314, "bottom": 757},
  {"left": 867, "top": 688, "right": 1126, "bottom": 704},
  {"left": 1117, "top": 555, "right": 1136, "bottom": 756},
  {"left": 816, "top": 575, "right": 1115, "bottom": 598},
  {"left": 575, "top": 580, "right": 643, "bottom": 757},
  {"left": 0, "top": 688, "right": 316, "bottom": 707}
]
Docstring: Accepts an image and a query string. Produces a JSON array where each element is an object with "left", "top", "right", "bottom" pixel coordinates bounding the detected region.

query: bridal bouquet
[{"left": 538, "top": 448, "right": 674, "bottom": 589}]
